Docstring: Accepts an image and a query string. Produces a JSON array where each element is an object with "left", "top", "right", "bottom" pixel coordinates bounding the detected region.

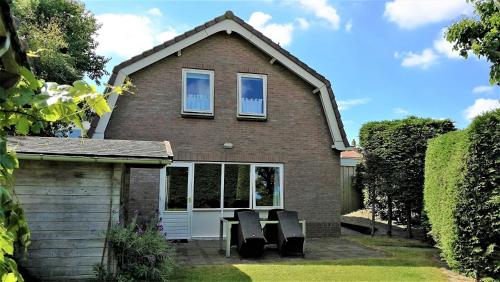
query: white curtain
[
  {"left": 187, "top": 94, "right": 210, "bottom": 111},
  {"left": 241, "top": 98, "right": 263, "bottom": 114}
]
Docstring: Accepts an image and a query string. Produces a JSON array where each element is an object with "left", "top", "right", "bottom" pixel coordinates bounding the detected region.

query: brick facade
[{"left": 105, "top": 32, "right": 341, "bottom": 237}]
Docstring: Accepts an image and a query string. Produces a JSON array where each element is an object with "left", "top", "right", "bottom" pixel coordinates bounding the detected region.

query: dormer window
[
  {"left": 182, "top": 69, "right": 214, "bottom": 116},
  {"left": 237, "top": 73, "right": 267, "bottom": 119}
]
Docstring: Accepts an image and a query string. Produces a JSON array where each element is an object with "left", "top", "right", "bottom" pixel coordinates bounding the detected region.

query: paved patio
[{"left": 173, "top": 235, "right": 386, "bottom": 265}]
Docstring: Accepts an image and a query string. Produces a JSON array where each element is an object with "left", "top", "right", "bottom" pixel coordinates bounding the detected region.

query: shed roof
[{"left": 8, "top": 136, "right": 173, "bottom": 164}]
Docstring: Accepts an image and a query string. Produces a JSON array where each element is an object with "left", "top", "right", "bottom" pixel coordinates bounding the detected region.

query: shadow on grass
[{"left": 172, "top": 235, "right": 452, "bottom": 282}]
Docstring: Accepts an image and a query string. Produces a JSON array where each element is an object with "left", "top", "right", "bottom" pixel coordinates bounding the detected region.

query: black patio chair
[
  {"left": 230, "top": 209, "right": 253, "bottom": 246},
  {"left": 277, "top": 210, "right": 304, "bottom": 257},
  {"left": 263, "top": 208, "right": 283, "bottom": 245},
  {"left": 237, "top": 211, "right": 266, "bottom": 258}
]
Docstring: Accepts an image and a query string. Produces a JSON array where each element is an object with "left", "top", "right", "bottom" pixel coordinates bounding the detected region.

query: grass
[{"left": 172, "top": 235, "right": 456, "bottom": 282}]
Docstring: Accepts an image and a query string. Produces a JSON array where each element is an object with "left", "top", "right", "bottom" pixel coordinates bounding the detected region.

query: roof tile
[{"left": 8, "top": 136, "right": 173, "bottom": 161}]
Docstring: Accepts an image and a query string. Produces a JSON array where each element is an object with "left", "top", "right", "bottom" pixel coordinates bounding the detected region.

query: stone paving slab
[{"left": 174, "top": 236, "right": 386, "bottom": 266}]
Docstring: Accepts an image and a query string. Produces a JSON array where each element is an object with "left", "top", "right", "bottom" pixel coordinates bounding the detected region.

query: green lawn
[{"left": 172, "top": 236, "right": 457, "bottom": 282}]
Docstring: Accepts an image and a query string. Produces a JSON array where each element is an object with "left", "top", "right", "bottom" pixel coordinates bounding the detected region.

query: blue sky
[{"left": 84, "top": 0, "right": 499, "bottom": 143}]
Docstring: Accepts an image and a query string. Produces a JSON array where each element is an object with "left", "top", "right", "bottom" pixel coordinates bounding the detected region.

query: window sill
[
  {"left": 181, "top": 112, "right": 214, "bottom": 119},
  {"left": 237, "top": 115, "right": 267, "bottom": 121}
]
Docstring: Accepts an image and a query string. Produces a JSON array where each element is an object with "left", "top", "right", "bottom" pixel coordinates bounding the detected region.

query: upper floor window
[
  {"left": 237, "top": 73, "right": 267, "bottom": 118},
  {"left": 182, "top": 69, "right": 214, "bottom": 116}
]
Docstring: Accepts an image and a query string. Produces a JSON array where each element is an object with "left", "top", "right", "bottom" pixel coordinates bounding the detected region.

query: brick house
[{"left": 89, "top": 11, "right": 350, "bottom": 238}]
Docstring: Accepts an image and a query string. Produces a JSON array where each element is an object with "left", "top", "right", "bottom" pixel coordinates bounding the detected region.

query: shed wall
[{"left": 14, "top": 160, "right": 121, "bottom": 281}]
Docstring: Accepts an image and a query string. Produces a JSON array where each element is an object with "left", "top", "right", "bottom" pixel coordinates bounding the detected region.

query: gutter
[{"left": 17, "top": 153, "right": 173, "bottom": 165}]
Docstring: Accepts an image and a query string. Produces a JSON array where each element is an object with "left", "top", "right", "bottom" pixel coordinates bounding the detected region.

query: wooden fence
[{"left": 340, "top": 162, "right": 363, "bottom": 215}]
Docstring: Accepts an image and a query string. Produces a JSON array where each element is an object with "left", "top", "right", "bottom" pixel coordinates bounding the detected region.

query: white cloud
[
  {"left": 464, "top": 99, "right": 500, "bottom": 121},
  {"left": 147, "top": 8, "right": 162, "bottom": 17},
  {"left": 248, "top": 12, "right": 294, "bottom": 46},
  {"left": 395, "top": 30, "right": 464, "bottom": 68},
  {"left": 400, "top": 48, "right": 438, "bottom": 69},
  {"left": 472, "top": 85, "right": 496, "bottom": 94},
  {"left": 95, "top": 13, "right": 179, "bottom": 58},
  {"left": 156, "top": 28, "right": 178, "bottom": 43},
  {"left": 345, "top": 20, "right": 352, "bottom": 32},
  {"left": 433, "top": 29, "right": 461, "bottom": 59},
  {"left": 298, "top": 0, "right": 340, "bottom": 29},
  {"left": 96, "top": 14, "right": 156, "bottom": 58},
  {"left": 393, "top": 107, "right": 410, "bottom": 115},
  {"left": 338, "top": 98, "right": 370, "bottom": 111},
  {"left": 384, "top": 0, "right": 472, "bottom": 29},
  {"left": 296, "top": 18, "right": 310, "bottom": 30}
]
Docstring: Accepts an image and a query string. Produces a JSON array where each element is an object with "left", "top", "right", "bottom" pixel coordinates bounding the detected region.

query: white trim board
[{"left": 92, "top": 19, "right": 348, "bottom": 150}]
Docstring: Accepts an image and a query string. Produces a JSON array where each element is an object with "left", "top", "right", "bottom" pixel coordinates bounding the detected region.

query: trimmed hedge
[
  {"left": 359, "top": 117, "right": 455, "bottom": 228},
  {"left": 424, "top": 109, "right": 500, "bottom": 279},
  {"left": 424, "top": 130, "right": 468, "bottom": 268}
]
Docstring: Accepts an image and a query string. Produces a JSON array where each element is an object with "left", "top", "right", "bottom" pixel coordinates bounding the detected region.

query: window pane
[
  {"left": 185, "top": 72, "right": 211, "bottom": 112},
  {"left": 224, "top": 164, "right": 250, "bottom": 208},
  {"left": 241, "top": 77, "right": 264, "bottom": 114},
  {"left": 166, "top": 167, "right": 189, "bottom": 211},
  {"left": 255, "top": 166, "right": 281, "bottom": 207},
  {"left": 193, "top": 164, "right": 221, "bottom": 208}
]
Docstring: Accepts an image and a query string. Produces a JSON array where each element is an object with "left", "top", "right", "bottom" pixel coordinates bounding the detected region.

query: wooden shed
[{"left": 8, "top": 136, "right": 173, "bottom": 281}]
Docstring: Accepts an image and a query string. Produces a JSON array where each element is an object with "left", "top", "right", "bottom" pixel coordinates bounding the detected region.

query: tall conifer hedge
[{"left": 424, "top": 109, "right": 500, "bottom": 280}]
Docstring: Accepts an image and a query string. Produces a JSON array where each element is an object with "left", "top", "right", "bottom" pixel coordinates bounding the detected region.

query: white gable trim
[{"left": 92, "top": 19, "right": 348, "bottom": 150}]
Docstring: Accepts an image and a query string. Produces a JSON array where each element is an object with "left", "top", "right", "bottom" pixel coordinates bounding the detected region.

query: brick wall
[
  {"left": 126, "top": 167, "right": 161, "bottom": 224},
  {"left": 106, "top": 32, "right": 341, "bottom": 237}
]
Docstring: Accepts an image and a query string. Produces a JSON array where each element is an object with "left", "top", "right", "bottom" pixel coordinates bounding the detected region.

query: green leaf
[
  {"left": 2, "top": 273, "right": 17, "bottom": 282},
  {"left": 15, "top": 117, "right": 31, "bottom": 135},
  {"left": 11, "top": 88, "right": 33, "bottom": 106},
  {"left": 18, "top": 67, "right": 41, "bottom": 91},
  {"left": 0, "top": 153, "right": 18, "bottom": 170},
  {"left": 86, "top": 94, "right": 110, "bottom": 116}
]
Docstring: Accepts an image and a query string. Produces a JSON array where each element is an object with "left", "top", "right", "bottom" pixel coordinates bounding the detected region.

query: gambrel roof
[{"left": 89, "top": 11, "right": 350, "bottom": 150}]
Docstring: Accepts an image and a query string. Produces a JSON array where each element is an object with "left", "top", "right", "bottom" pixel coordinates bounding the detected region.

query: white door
[{"left": 160, "top": 163, "right": 193, "bottom": 240}]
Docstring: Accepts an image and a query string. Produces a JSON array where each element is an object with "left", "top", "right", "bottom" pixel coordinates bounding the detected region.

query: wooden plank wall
[
  {"left": 14, "top": 160, "right": 121, "bottom": 281},
  {"left": 340, "top": 165, "right": 362, "bottom": 215}
]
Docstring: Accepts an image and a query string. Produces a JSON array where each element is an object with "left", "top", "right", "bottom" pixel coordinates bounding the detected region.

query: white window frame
[
  {"left": 237, "top": 73, "right": 267, "bottom": 118},
  {"left": 251, "top": 163, "right": 284, "bottom": 210},
  {"left": 190, "top": 162, "right": 284, "bottom": 211},
  {"left": 182, "top": 68, "right": 214, "bottom": 116}
]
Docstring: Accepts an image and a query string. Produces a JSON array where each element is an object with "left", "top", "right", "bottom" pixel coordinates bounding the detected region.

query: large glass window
[
  {"left": 254, "top": 166, "right": 282, "bottom": 208},
  {"left": 224, "top": 164, "right": 250, "bottom": 208},
  {"left": 166, "top": 167, "right": 189, "bottom": 211},
  {"left": 237, "top": 73, "right": 267, "bottom": 118},
  {"left": 182, "top": 69, "right": 214, "bottom": 115},
  {"left": 193, "top": 164, "right": 221, "bottom": 208}
]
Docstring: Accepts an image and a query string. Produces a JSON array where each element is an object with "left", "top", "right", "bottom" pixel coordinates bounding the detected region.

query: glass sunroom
[{"left": 159, "top": 162, "right": 283, "bottom": 239}]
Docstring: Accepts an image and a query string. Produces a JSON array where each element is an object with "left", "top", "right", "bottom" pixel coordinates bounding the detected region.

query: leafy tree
[
  {"left": 0, "top": 66, "right": 129, "bottom": 280},
  {"left": 12, "top": 0, "right": 109, "bottom": 85},
  {"left": 446, "top": 0, "right": 500, "bottom": 85}
]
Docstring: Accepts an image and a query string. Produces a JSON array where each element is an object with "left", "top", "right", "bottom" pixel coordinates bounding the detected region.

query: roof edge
[{"left": 88, "top": 11, "right": 350, "bottom": 149}]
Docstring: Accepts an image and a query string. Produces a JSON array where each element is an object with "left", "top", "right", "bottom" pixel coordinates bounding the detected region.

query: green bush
[
  {"left": 424, "top": 109, "right": 500, "bottom": 279},
  {"left": 424, "top": 130, "right": 468, "bottom": 268},
  {"left": 94, "top": 216, "right": 176, "bottom": 282}
]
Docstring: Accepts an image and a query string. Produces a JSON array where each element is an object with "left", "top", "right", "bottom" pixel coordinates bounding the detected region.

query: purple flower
[{"left": 136, "top": 227, "right": 144, "bottom": 235}]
